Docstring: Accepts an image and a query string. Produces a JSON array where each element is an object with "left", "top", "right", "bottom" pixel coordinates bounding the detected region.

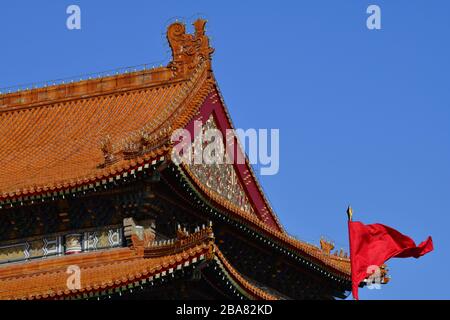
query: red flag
[{"left": 348, "top": 221, "right": 433, "bottom": 300}]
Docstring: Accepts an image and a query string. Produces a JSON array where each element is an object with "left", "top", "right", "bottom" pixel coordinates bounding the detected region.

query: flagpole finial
[{"left": 347, "top": 206, "right": 353, "bottom": 221}]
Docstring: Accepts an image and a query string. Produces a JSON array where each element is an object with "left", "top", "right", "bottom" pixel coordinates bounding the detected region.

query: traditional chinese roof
[
  {"left": 0, "top": 60, "right": 212, "bottom": 199},
  {"left": 0, "top": 19, "right": 351, "bottom": 284},
  {"left": 0, "top": 227, "right": 276, "bottom": 300}
]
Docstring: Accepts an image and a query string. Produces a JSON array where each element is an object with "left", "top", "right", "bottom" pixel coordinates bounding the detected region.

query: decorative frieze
[
  {"left": 43, "top": 236, "right": 62, "bottom": 257},
  {"left": 108, "top": 228, "right": 122, "bottom": 247},
  {"left": 65, "top": 234, "right": 82, "bottom": 255},
  {"left": 0, "top": 227, "right": 123, "bottom": 265}
]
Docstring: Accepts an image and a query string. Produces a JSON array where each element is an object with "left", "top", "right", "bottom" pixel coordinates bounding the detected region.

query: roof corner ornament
[
  {"left": 99, "top": 135, "right": 116, "bottom": 168},
  {"left": 320, "top": 237, "right": 335, "bottom": 255},
  {"left": 379, "top": 264, "right": 390, "bottom": 284},
  {"left": 167, "top": 19, "right": 214, "bottom": 78},
  {"left": 332, "top": 248, "right": 349, "bottom": 259}
]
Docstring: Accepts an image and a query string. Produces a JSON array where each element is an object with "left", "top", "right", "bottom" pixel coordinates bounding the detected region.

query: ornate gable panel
[
  {"left": 188, "top": 115, "right": 256, "bottom": 215},
  {"left": 181, "top": 90, "right": 284, "bottom": 232}
]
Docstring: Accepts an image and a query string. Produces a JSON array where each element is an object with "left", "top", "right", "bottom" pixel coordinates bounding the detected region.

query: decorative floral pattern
[{"left": 188, "top": 115, "right": 255, "bottom": 215}]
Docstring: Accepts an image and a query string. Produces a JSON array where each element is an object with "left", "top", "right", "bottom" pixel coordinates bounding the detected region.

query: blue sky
[{"left": 0, "top": 1, "right": 448, "bottom": 299}]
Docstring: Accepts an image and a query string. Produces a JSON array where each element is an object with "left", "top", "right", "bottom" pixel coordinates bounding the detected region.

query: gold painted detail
[
  {"left": 0, "top": 227, "right": 122, "bottom": 265},
  {"left": 188, "top": 115, "right": 255, "bottom": 215}
]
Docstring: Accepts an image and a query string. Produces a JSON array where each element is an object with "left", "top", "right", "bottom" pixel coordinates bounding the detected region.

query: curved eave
[
  {"left": 172, "top": 163, "right": 351, "bottom": 282},
  {"left": 0, "top": 61, "right": 215, "bottom": 205},
  {"left": 213, "top": 246, "right": 278, "bottom": 300},
  {"left": 0, "top": 153, "right": 168, "bottom": 207},
  {"left": 0, "top": 57, "right": 215, "bottom": 203},
  {"left": 0, "top": 147, "right": 351, "bottom": 285},
  {"left": 0, "top": 231, "right": 279, "bottom": 300}
]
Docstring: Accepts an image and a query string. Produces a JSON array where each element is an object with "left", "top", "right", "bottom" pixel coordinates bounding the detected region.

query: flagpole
[{"left": 346, "top": 205, "right": 355, "bottom": 300}]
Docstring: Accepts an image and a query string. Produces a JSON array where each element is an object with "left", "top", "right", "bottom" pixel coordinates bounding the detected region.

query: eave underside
[
  {"left": 0, "top": 234, "right": 277, "bottom": 300},
  {"left": 0, "top": 162, "right": 350, "bottom": 300}
]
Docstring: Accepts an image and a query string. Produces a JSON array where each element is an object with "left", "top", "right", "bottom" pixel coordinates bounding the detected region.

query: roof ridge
[
  {"left": 0, "top": 67, "right": 185, "bottom": 113},
  {"left": 0, "top": 18, "right": 215, "bottom": 113},
  {"left": 0, "top": 61, "right": 166, "bottom": 94}
]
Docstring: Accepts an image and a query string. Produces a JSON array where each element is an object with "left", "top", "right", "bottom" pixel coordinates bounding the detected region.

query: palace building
[{"left": 0, "top": 20, "right": 352, "bottom": 300}]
